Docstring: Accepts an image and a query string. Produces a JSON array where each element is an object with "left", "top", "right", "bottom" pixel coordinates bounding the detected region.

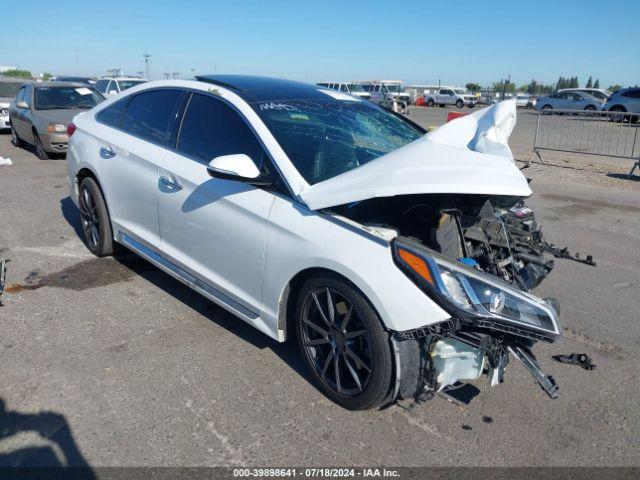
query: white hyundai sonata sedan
[{"left": 66, "top": 75, "right": 561, "bottom": 410}]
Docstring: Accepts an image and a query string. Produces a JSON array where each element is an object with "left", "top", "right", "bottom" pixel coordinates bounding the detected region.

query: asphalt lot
[{"left": 0, "top": 106, "right": 639, "bottom": 468}]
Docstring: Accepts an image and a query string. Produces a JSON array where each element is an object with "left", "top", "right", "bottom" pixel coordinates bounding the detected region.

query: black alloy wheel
[
  {"left": 78, "top": 177, "right": 114, "bottom": 256},
  {"left": 296, "top": 275, "right": 393, "bottom": 410}
]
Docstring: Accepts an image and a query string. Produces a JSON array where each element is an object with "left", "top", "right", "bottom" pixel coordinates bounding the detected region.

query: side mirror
[
  {"left": 108, "top": 90, "right": 118, "bottom": 96},
  {"left": 16, "top": 100, "right": 29, "bottom": 109},
  {"left": 207, "top": 154, "right": 272, "bottom": 186}
]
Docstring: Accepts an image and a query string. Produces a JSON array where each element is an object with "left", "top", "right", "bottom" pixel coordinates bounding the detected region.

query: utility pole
[{"left": 143, "top": 53, "right": 152, "bottom": 79}]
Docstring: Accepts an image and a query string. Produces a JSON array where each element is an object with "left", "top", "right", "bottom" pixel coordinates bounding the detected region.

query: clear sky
[{"left": 1, "top": 0, "right": 638, "bottom": 88}]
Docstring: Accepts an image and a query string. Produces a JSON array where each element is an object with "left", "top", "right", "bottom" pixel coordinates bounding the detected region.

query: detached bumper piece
[
  {"left": 552, "top": 353, "right": 596, "bottom": 370},
  {"left": 508, "top": 343, "right": 559, "bottom": 399}
]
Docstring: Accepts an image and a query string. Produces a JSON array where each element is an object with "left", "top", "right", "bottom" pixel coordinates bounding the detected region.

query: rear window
[
  {"left": 121, "top": 89, "right": 183, "bottom": 144},
  {"left": 34, "top": 86, "right": 103, "bottom": 110},
  {"left": 95, "top": 98, "right": 128, "bottom": 127}
]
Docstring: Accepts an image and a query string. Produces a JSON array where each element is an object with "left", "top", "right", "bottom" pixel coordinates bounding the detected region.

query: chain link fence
[{"left": 530, "top": 109, "right": 640, "bottom": 178}]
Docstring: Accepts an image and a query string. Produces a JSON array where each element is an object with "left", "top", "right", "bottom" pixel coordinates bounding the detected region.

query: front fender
[{"left": 262, "top": 197, "right": 451, "bottom": 339}]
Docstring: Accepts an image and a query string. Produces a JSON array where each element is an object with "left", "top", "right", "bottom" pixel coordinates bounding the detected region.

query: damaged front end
[
  {"left": 333, "top": 195, "right": 563, "bottom": 401},
  {"left": 301, "top": 101, "right": 589, "bottom": 401},
  {"left": 391, "top": 232, "right": 560, "bottom": 400}
]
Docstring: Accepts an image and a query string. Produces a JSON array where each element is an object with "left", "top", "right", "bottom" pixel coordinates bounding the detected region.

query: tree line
[{"left": 465, "top": 75, "right": 624, "bottom": 94}]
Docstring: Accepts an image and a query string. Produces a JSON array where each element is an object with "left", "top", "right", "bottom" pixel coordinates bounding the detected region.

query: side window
[
  {"left": 340, "top": 84, "right": 349, "bottom": 92},
  {"left": 95, "top": 98, "right": 128, "bottom": 127},
  {"left": 107, "top": 81, "right": 119, "bottom": 94},
  {"left": 176, "top": 93, "right": 265, "bottom": 169},
  {"left": 121, "top": 89, "right": 183, "bottom": 144},
  {"left": 95, "top": 80, "right": 109, "bottom": 94},
  {"left": 628, "top": 90, "right": 640, "bottom": 99},
  {"left": 16, "top": 87, "right": 25, "bottom": 103}
]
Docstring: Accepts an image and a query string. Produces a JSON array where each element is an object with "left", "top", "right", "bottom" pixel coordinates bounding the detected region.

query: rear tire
[
  {"left": 295, "top": 274, "right": 393, "bottom": 410},
  {"left": 78, "top": 177, "right": 114, "bottom": 257},
  {"left": 584, "top": 105, "right": 596, "bottom": 111},
  {"left": 33, "top": 131, "right": 49, "bottom": 160},
  {"left": 541, "top": 104, "right": 552, "bottom": 114},
  {"left": 11, "top": 125, "right": 24, "bottom": 147},
  {"left": 456, "top": 99, "right": 464, "bottom": 109}
]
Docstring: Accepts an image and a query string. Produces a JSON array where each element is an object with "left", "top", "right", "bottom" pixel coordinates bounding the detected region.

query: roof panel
[{"left": 195, "top": 74, "right": 331, "bottom": 103}]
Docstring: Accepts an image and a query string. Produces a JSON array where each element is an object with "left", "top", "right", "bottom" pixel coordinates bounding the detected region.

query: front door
[{"left": 157, "top": 91, "right": 275, "bottom": 321}]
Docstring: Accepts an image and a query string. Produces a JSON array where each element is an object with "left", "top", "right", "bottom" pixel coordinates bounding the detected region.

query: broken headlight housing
[{"left": 393, "top": 238, "right": 560, "bottom": 340}]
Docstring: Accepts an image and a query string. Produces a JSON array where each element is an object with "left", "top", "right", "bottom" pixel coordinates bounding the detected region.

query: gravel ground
[{"left": 0, "top": 107, "right": 638, "bottom": 469}]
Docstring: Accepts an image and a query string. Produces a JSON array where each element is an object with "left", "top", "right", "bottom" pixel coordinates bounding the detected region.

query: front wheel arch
[{"left": 280, "top": 267, "right": 389, "bottom": 343}]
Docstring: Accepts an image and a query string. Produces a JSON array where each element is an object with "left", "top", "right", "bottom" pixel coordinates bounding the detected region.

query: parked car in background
[
  {"left": 52, "top": 76, "right": 95, "bottom": 85},
  {"left": 535, "top": 90, "right": 604, "bottom": 112},
  {"left": 603, "top": 88, "right": 640, "bottom": 120},
  {"left": 94, "top": 76, "right": 147, "bottom": 97},
  {"left": 515, "top": 94, "right": 536, "bottom": 108},
  {"left": 0, "top": 79, "right": 26, "bottom": 130},
  {"left": 316, "top": 82, "right": 371, "bottom": 100},
  {"left": 9, "top": 82, "right": 104, "bottom": 159},
  {"left": 66, "top": 76, "right": 562, "bottom": 410},
  {"left": 558, "top": 88, "right": 611, "bottom": 102},
  {"left": 361, "top": 81, "right": 410, "bottom": 106},
  {"left": 425, "top": 88, "right": 477, "bottom": 108}
]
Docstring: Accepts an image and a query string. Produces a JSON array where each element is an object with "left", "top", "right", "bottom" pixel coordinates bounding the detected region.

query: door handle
[
  {"left": 160, "top": 175, "right": 183, "bottom": 191},
  {"left": 100, "top": 146, "right": 116, "bottom": 159}
]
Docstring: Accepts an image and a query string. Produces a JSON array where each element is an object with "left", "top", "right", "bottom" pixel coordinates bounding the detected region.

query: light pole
[{"left": 143, "top": 53, "right": 152, "bottom": 79}]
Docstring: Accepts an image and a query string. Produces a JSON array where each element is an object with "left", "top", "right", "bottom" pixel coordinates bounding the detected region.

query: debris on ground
[
  {"left": 552, "top": 353, "right": 596, "bottom": 370},
  {"left": 0, "top": 258, "right": 7, "bottom": 306},
  {"left": 0, "top": 157, "right": 13, "bottom": 166}
]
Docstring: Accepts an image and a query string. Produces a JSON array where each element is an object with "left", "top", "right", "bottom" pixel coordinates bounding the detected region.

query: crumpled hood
[{"left": 300, "top": 100, "right": 530, "bottom": 210}]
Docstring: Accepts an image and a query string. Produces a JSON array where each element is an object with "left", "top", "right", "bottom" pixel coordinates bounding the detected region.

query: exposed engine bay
[
  {"left": 334, "top": 193, "right": 593, "bottom": 293},
  {"left": 331, "top": 193, "right": 595, "bottom": 402}
]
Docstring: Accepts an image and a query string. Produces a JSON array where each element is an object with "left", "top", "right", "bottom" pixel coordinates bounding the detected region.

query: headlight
[
  {"left": 393, "top": 239, "right": 560, "bottom": 338},
  {"left": 47, "top": 123, "right": 67, "bottom": 133}
]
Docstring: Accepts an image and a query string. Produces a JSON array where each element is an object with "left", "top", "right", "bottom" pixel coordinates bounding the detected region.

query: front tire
[
  {"left": 78, "top": 177, "right": 114, "bottom": 256},
  {"left": 11, "top": 125, "right": 24, "bottom": 147},
  {"left": 295, "top": 274, "right": 393, "bottom": 410},
  {"left": 426, "top": 98, "right": 435, "bottom": 107},
  {"left": 33, "top": 131, "right": 49, "bottom": 160},
  {"left": 456, "top": 99, "right": 464, "bottom": 108}
]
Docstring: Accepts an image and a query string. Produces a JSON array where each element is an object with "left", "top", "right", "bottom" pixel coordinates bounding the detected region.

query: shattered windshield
[{"left": 254, "top": 99, "right": 423, "bottom": 185}]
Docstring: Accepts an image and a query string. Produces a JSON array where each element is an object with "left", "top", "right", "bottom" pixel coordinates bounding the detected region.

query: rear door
[
  {"left": 157, "top": 91, "right": 276, "bottom": 319},
  {"left": 627, "top": 89, "right": 640, "bottom": 112},
  {"left": 95, "top": 88, "right": 185, "bottom": 248}
]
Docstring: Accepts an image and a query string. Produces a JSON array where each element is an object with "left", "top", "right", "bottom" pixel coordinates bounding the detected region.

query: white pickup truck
[{"left": 425, "top": 88, "right": 477, "bottom": 108}]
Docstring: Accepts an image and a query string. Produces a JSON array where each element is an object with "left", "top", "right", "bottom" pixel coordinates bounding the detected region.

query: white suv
[
  {"left": 66, "top": 77, "right": 561, "bottom": 409},
  {"left": 94, "top": 76, "right": 147, "bottom": 97},
  {"left": 425, "top": 88, "right": 477, "bottom": 108},
  {"left": 316, "top": 82, "right": 371, "bottom": 100}
]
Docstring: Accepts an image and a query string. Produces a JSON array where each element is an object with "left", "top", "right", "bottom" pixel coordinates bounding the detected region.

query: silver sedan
[{"left": 535, "top": 90, "right": 604, "bottom": 112}]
